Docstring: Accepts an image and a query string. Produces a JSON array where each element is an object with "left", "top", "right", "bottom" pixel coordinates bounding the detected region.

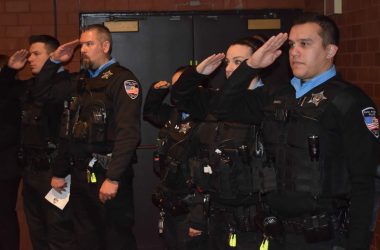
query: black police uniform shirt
[
  {"left": 215, "top": 61, "right": 380, "bottom": 249},
  {"left": 37, "top": 59, "right": 141, "bottom": 182},
  {"left": 143, "top": 81, "right": 195, "bottom": 191},
  {"left": 0, "top": 64, "right": 67, "bottom": 175},
  {"left": 170, "top": 65, "right": 266, "bottom": 232}
]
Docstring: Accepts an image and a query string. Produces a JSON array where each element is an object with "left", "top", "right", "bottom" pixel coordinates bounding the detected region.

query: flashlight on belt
[{"left": 308, "top": 135, "right": 319, "bottom": 161}]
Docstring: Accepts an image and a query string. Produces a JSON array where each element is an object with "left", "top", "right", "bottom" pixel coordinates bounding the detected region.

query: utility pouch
[
  {"left": 189, "top": 157, "right": 210, "bottom": 190},
  {"left": 302, "top": 213, "right": 333, "bottom": 243},
  {"left": 259, "top": 165, "right": 277, "bottom": 193},
  {"left": 233, "top": 206, "right": 257, "bottom": 232},
  {"left": 215, "top": 156, "right": 238, "bottom": 200},
  {"left": 21, "top": 105, "right": 41, "bottom": 126},
  {"left": 263, "top": 216, "right": 284, "bottom": 239},
  {"left": 88, "top": 123, "right": 106, "bottom": 143},
  {"left": 72, "top": 120, "right": 88, "bottom": 141},
  {"left": 74, "top": 100, "right": 108, "bottom": 143},
  {"left": 151, "top": 190, "right": 189, "bottom": 216},
  {"left": 161, "top": 158, "right": 181, "bottom": 187}
]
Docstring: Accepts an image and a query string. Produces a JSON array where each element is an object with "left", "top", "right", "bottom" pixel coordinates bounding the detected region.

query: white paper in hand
[{"left": 45, "top": 174, "right": 71, "bottom": 210}]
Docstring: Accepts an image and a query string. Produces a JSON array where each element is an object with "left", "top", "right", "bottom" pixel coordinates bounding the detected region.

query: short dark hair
[
  {"left": 229, "top": 35, "right": 266, "bottom": 54},
  {"left": 292, "top": 12, "right": 340, "bottom": 46},
  {"left": 82, "top": 24, "right": 113, "bottom": 54},
  {"left": 28, "top": 35, "right": 60, "bottom": 53}
]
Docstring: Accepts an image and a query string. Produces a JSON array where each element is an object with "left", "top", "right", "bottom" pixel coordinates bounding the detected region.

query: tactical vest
[
  {"left": 262, "top": 81, "right": 354, "bottom": 215},
  {"left": 59, "top": 70, "right": 118, "bottom": 152},
  {"left": 19, "top": 79, "right": 64, "bottom": 169},
  {"left": 156, "top": 109, "right": 197, "bottom": 193},
  {"left": 190, "top": 114, "right": 261, "bottom": 205}
]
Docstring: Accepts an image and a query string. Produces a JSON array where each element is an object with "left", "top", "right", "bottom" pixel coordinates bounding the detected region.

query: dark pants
[
  {"left": 267, "top": 232, "right": 345, "bottom": 250},
  {"left": 208, "top": 210, "right": 261, "bottom": 250},
  {"left": 71, "top": 166, "right": 136, "bottom": 250},
  {"left": 162, "top": 212, "right": 208, "bottom": 250},
  {"left": 22, "top": 168, "right": 75, "bottom": 250},
  {"left": 0, "top": 178, "right": 20, "bottom": 250},
  {"left": 0, "top": 145, "right": 21, "bottom": 250}
]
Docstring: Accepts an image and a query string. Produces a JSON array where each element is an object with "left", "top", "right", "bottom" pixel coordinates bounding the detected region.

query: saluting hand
[
  {"left": 8, "top": 49, "right": 29, "bottom": 70},
  {"left": 50, "top": 39, "right": 80, "bottom": 63},
  {"left": 153, "top": 80, "right": 171, "bottom": 89},
  {"left": 196, "top": 53, "right": 225, "bottom": 75},
  {"left": 247, "top": 32, "right": 288, "bottom": 69},
  {"left": 188, "top": 227, "right": 202, "bottom": 237},
  {"left": 99, "top": 178, "right": 119, "bottom": 203}
]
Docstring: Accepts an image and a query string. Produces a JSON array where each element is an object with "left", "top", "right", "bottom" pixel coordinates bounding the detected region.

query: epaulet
[{"left": 329, "top": 80, "right": 360, "bottom": 116}]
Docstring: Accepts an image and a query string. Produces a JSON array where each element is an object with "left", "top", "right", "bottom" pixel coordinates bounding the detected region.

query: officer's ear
[
  {"left": 102, "top": 41, "right": 111, "bottom": 54},
  {"left": 326, "top": 44, "right": 338, "bottom": 59}
]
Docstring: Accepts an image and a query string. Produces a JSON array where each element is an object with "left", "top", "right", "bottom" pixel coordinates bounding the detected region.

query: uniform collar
[
  {"left": 88, "top": 58, "right": 116, "bottom": 78},
  {"left": 254, "top": 78, "right": 264, "bottom": 89},
  {"left": 290, "top": 65, "right": 336, "bottom": 98},
  {"left": 57, "top": 66, "right": 65, "bottom": 73},
  {"left": 181, "top": 112, "right": 190, "bottom": 120}
]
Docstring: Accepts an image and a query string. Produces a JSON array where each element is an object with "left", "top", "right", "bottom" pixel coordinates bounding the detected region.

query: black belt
[{"left": 211, "top": 204, "right": 259, "bottom": 233}]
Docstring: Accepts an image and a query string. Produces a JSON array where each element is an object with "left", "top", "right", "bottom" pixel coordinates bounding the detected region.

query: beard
[{"left": 80, "top": 56, "right": 93, "bottom": 70}]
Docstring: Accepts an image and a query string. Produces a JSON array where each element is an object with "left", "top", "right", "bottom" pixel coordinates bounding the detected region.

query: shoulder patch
[
  {"left": 362, "top": 107, "right": 379, "bottom": 138},
  {"left": 124, "top": 80, "right": 139, "bottom": 99}
]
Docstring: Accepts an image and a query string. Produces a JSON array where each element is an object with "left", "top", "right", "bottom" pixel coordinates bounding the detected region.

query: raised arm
[{"left": 143, "top": 81, "right": 173, "bottom": 128}]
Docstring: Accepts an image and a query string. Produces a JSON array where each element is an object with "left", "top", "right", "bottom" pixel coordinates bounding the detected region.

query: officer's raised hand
[
  {"left": 154, "top": 80, "right": 171, "bottom": 89},
  {"left": 8, "top": 49, "right": 29, "bottom": 70},
  {"left": 246, "top": 32, "right": 288, "bottom": 69},
  {"left": 99, "top": 179, "right": 119, "bottom": 203},
  {"left": 196, "top": 53, "right": 225, "bottom": 75},
  {"left": 188, "top": 227, "right": 202, "bottom": 237},
  {"left": 50, "top": 39, "right": 80, "bottom": 63}
]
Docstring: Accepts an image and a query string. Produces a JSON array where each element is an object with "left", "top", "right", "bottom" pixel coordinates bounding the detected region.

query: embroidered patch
[
  {"left": 101, "top": 70, "right": 113, "bottom": 79},
  {"left": 362, "top": 107, "right": 379, "bottom": 138},
  {"left": 308, "top": 91, "right": 327, "bottom": 107},
  {"left": 124, "top": 80, "right": 139, "bottom": 99}
]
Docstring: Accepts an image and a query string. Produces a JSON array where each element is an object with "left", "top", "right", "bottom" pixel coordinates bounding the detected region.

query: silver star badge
[
  {"left": 101, "top": 70, "right": 113, "bottom": 79},
  {"left": 308, "top": 91, "right": 327, "bottom": 107},
  {"left": 179, "top": 122, "right": 191, "bottom": 134}
]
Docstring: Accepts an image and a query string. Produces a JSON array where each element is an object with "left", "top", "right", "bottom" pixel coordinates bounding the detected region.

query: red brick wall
[
  {"left": 332, "top": 0, "right": 380, "bottom": 111},
  {"left": 0, "top": 0, "right": 305, "bottom": 78},
  {"left": 1, "top": 0, "right": 379, "bottom": 249}
]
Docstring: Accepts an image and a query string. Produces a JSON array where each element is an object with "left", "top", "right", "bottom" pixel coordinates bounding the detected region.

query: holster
[{"left": 151, "top": 189, "right": 190, "bottom": 216}]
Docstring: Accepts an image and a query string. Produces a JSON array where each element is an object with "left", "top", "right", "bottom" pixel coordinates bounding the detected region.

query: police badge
[
  {"left": 362, "top": 107, "right": 379, "bottom": 138},
  {"left": 179, "top": 122, "right": 191, "bottom": 134},
  {"left": 308, "top": 91, "right": 327, "bottom": 107},
  {"left": 124, "top": 80, "right": 139, "bottom": 99},
  {"left": 101, "top": 70, "right": 113, "bottom": 79}
]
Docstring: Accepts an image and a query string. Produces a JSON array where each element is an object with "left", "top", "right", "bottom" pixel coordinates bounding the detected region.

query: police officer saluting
[
  {"left": 144, "top": 66, "right": 209, "bottom": 249},
  {"left": 171, "top": 36, "right": 272, "bottom": 249},
  {"left": 216, "top": 13, "right": 380, "bottom": 250},
  {"left": 38, "top": 24, "right": 141, "bottom": 249},
  {"left": 0, "top": 35, "right": 75, "bottom": 249}
]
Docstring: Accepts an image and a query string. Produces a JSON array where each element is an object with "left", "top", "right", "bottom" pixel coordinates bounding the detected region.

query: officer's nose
[
  {"left": 225, "top": 64, "right": 234, "bottom": 78},
  {"left": 80, "top": 46, "right": 86, "bottom": 54},
  {"left": 289, "top": 46, "right": 299, "bottom": 58}
]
